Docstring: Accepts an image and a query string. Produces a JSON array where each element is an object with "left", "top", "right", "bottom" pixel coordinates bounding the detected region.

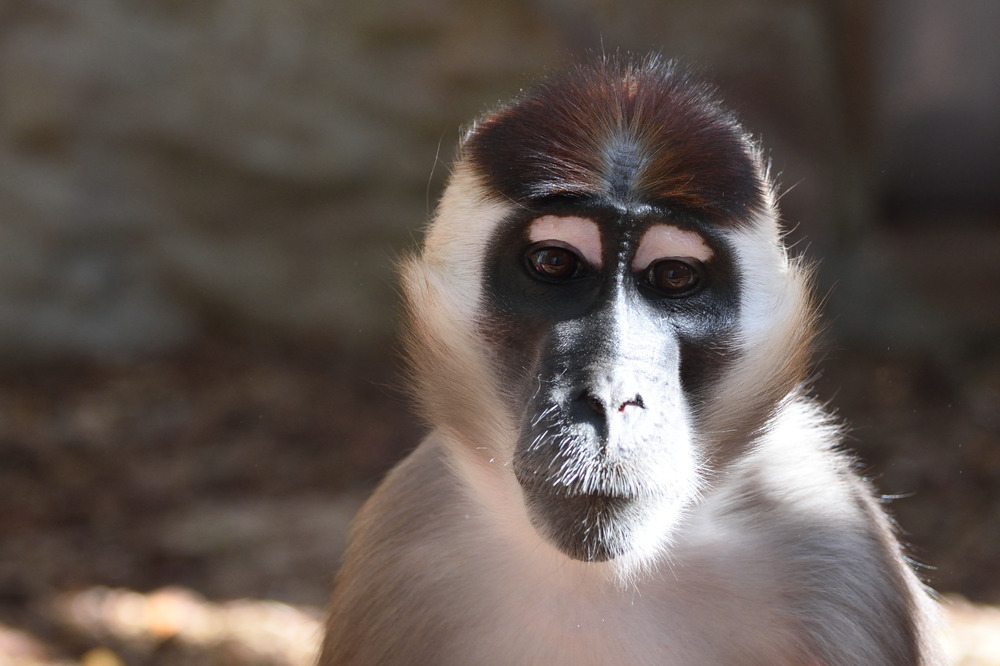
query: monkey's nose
[{"left": 579, "top": 391, "right": 645, "bottom": 417}]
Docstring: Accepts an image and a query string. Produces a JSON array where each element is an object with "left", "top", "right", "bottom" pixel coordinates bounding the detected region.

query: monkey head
[{"left": 401, "top": 56, "right": 817, "bottom": 575}]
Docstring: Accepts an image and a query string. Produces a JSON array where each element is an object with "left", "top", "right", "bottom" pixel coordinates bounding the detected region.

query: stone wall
[{"left": 0, "top": 0, "right": 995, "bottom": 359}]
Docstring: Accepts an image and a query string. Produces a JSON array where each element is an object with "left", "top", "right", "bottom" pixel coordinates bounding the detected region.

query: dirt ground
[{"left": 0, "top": 333, "right": 997, "bottom": 664}]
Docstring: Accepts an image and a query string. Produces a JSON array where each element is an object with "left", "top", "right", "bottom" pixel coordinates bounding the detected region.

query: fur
[{"left": 319, "top": 55, "right": 943, "bottom": 665}]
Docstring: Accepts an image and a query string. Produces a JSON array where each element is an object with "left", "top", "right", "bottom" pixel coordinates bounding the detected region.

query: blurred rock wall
[
  {"left": 0, "top": 0, "right": 994, "bottom": 360},
  {"left": 873, "top": 0, "right": 1000, "bottom": 212}
]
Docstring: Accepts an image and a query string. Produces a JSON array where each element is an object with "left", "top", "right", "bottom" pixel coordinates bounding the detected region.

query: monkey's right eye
[
  {"left": 526, "top": 245, "right": 585, "bottom": 281},
  {"left": 645, "top": 259, "right": 703, "bottom": 297}
]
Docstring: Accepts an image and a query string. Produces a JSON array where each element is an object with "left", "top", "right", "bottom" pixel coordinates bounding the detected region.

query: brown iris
[
  {"left": 646, "top": 259, "right": 702, "bottom": 296},
  {"left": 528, "top": 246, "right": 581, "bottom": 281}
]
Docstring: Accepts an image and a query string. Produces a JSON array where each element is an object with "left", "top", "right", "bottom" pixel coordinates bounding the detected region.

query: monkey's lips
[
  {"left": 516, "top": 473, "right": 646, "bottom": 562},
  {"left": 512, "top": 395, "right": 692, "bottom": 563}
]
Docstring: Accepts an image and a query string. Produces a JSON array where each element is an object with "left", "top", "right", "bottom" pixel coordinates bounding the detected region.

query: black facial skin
[
  {"left": 482, "top": 197, "right": 741, "bottom": 561},
  {"left": 460, "top": 57, "right": 764, "bottom": 562},
  {"left": 485, "top": 198, "right": 740, "bottom": 405}
]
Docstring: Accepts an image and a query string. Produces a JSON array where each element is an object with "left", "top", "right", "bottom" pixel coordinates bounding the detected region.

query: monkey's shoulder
[
  {"left": 673, "top": 429, "right": 939, "bottom": 665},
  {"left": 326, "top": 426, "right": 940, "bottom": 666}
]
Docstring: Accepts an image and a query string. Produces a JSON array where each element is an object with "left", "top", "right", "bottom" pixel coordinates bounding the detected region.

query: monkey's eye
[
  {"left": 526, "top": 244, "right": 586, "bottom": 281},
  {"left": 645, "top": 259, "right": 702, "bottom": 296}
]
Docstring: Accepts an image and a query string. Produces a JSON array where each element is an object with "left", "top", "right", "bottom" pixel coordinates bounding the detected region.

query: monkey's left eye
[
  {"left": 645, "top": 259, "right": 703, "bottom": 296},
  {"left": 526, "top": 245, "right": 586, "bottom": 281}
]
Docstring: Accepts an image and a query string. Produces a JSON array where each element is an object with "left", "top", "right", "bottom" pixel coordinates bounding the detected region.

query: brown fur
[
  {"left": 464, "top": 56, "right": 765, "bottom": 222},
  {"left": 319, "top": 57, "right": 944, "bottom": 665}
]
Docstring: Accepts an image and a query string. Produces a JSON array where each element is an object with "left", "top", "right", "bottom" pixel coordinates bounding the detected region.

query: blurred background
[{"left": 0, "top": 0, "right": 998, "bottom": 664}]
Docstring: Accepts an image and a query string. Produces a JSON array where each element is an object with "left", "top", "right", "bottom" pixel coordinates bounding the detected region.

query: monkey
[{"left": 318, "top": 55, "right": 944, "bottom": 665}]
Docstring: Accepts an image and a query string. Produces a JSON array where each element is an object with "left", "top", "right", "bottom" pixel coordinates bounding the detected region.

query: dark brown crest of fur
[{"left": 463, "top": 55, "right": 767, "bottom": 223}]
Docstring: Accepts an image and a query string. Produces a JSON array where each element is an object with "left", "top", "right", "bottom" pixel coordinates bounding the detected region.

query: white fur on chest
[{"left": 440, "top": 420, "right": 829, "bottom": 665}]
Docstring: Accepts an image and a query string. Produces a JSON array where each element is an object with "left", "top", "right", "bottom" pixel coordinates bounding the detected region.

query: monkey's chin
[{"left": 519, "top": 484, "right": 650, "bottom": 563}]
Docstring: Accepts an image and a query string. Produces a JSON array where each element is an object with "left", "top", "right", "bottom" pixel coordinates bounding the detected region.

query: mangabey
[{"left": 319, "top": 56, "right": 943, "bottom": 665}]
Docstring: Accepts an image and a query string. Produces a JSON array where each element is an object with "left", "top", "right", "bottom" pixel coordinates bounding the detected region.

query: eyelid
[
  {"left": 639, "top": 256, "right": 703, "bottom": 272},
  {"left": 632, "top": 225, "right": 713, "bottom": 272},
  {"left": 527, "top": 215, "right": 602, "bottom": 268}
]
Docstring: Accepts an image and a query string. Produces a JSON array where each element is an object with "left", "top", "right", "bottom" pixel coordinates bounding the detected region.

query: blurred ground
[{"left": 0, "top": 588, "right": 996, "bottom": 666}]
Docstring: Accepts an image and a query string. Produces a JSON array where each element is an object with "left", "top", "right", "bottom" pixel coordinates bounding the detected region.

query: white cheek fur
[
  {"left": 528, "top": 215, "right": 603, "bottom": 268},
  {"left": 632, "top": 225, "right": 714, "bottom": 271}
]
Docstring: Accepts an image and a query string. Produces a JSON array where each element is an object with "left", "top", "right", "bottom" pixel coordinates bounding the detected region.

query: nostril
[
  {"left": 618, "top": 394, "right": 645, "bottom": 412},
  {"left": 585, "top": 392, "right": 606, "bottom": 416}
]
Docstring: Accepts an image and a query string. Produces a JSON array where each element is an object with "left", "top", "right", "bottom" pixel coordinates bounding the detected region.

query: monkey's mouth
[
  {"left": 511, "top": 386, "right": 688, "bottom": 562},
  {"left": 516, "top": 475, "right": 641, "bottom": 562}
]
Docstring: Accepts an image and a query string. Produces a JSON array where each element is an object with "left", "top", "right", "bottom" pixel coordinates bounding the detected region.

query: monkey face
[
  {"left": 404, "top": 57, "right": 816, "bottom": 572},
  {"left": 483, "top": 207, "right": 740, "bottom": 562}
]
